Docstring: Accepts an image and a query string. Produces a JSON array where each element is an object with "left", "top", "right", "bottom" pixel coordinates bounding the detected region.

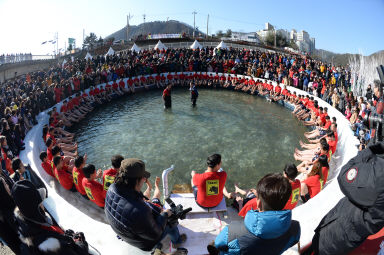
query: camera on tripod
[{"left": 165, "top": 197, "right": 192, "bottom": 227}]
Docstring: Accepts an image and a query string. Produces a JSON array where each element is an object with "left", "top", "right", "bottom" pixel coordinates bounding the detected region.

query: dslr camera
[{"left": 165, "top": 197, "right": 192, "bottom": 227}]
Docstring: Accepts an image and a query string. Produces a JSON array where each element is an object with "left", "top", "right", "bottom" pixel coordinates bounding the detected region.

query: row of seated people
[
  {"left": 40, "top": 147, "right": 123, "bottom": 209},
  {"left": 33, "top": 73, "right": 338, "bottom": 254}
]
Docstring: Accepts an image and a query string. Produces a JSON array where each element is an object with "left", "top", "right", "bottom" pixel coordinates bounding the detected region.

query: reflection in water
[{"left": 73, "top": 88, "right": 307, "bottom": 191}]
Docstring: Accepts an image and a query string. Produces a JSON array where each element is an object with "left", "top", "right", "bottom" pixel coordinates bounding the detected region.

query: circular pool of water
[{"left": 73, "top": 88, "right": 307, "bottom": 190}]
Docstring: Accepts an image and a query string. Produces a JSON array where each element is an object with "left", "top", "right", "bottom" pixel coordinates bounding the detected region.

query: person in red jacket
[
  {"left": 73, "top": 155, "right": 88, "bottom": 199},
  {"left": 82, "top": 164, "right": 105, "bottom": 208},
  {"left": 103, "top": 154, "right": 124, "bottom": 192},
  {"left": 301, "top": 161, "right": 324, "bottom": 202},
  {"left": 46, "top": 138, "right": 54, "bottom": 161},
  {"left": 53, "top": 156, "right": 76, "bottom": 191},
  {"left": 162, "top": 85, "right": 172, "bottom": 109},
  {"left": 0, "top": 135, "right": 14, "bottom": 175},
  {"left": 39, "top": 151, "right": 54, "bottom": 178},
  {"left": 282, "top": 164, "right": 301, "bottom": 210},
  {"left": 191, "top": 154, "right": 233, "bottom": 208}
]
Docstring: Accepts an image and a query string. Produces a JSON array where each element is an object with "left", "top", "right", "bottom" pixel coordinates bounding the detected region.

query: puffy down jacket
[
  {"left": 104, "top": 183, "right": 168, "bottom": 251},
  {"left": 215, "top": 210, "right": 300, "bottom": 255}
]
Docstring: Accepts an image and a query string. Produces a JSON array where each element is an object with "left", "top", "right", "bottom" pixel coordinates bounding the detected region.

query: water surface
[{"left": 73, "top": 88, "right": 307, "bottom": 192}]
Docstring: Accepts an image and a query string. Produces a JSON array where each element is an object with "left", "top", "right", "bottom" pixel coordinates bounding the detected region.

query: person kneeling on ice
[
  {"left": 208, "top": 173, "right": 300, "bottom": 255},
  {"left": 105, "top": 158, "right": 187, "bottom": 252},
  {"left": 12, "top": 180, "right": 91, "bottom": 255},
  {"left": 82, "top": 164, "right": 105, "bottom": 208}
]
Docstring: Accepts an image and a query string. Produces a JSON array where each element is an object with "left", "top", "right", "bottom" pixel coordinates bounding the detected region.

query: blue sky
[{"left": 0, "top": 0, "right": 383, "bottom": 55}]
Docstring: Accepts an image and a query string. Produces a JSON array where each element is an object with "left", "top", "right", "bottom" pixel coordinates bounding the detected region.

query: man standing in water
[
  {"left": 190, "top": 82, "right": 199, "bottom": 107},
  {"left": 163, "top": 85, "right": 172, "bottom": 109}
]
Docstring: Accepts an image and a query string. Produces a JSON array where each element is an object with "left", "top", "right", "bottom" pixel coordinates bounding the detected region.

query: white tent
[
  {"left": 215, "top": 41, "right": 229, "bottom": 49},
  {"left": 154, "top": 40, "right": 167, "bottom": 50},
  {"left": 131, "top": 43, "right": 142, "bottom": 52},
  {"left": 106, "top": 47, "right": 115, "bottom": 56},
  {"left": 190, "top": 40, "right": 203, "bottom": 49},
  {"left": 84, "top": 52, "right": 92, "bottom": 60}
]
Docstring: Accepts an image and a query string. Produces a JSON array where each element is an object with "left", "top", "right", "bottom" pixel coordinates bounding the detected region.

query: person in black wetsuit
[{"left": 190, "top": 82, "right": 199, "bottom": 107}]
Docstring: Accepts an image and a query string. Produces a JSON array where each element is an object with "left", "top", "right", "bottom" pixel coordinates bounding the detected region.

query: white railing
[{"left": 161, "top": 165, "right": 175, "bottom": 199}]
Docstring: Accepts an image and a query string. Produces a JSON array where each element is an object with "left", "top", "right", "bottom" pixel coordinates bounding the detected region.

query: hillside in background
[{"left": 106, "top": 20, "right": 204, "bottom": 41}]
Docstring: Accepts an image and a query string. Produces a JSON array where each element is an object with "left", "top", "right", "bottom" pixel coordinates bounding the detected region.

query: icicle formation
[{"left": 349, "top": 51, "right": 384, "bottom": 97}]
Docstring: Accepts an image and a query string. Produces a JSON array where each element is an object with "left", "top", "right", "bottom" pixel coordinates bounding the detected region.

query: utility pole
[
  {"left": 192, "top": 11, "right": 197, "bottom": 38},
  {"left": 274, "top": 30, "right": 277, "bottom": 48},
  {"left": 166, "top": 17, "right": 169, "bottom": 34},
  {"left": 56, "top": 32, "right": 59, "bottom": 57},
  {"left": 143, "top": 14, "right": 146, "bottom": 38},
  {"left": 126, "top": 13, "right": 133, "bottom": 42},
  {"left": 206, "top": 14, "right": 209, "bottom": 38},
  {"left": 83, "top": 29, "right": 85, "bottom": 47}
]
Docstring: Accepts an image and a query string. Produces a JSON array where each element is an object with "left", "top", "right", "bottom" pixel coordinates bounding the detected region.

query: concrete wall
[{"left": 0, "top": 59, "right": 56, "bottom": 83}]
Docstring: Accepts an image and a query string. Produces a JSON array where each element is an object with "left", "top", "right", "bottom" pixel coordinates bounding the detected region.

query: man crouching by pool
[{"left": 191, "top": 154, "right": 234, "bottom": 209}]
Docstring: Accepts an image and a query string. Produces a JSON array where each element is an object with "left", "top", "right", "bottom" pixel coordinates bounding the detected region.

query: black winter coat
[
  {"left": 15, "top": 211, "right": 89, "bottom": 255},
  {"left": 104, "top": 184, "right": 168, "bottom": 251},
  {"left": 311, "top": 143, "right": 384, "bottom": 254}
]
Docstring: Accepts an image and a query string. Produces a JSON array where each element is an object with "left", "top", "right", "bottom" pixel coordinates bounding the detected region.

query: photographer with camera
[{"left": 105, "top": 158, "right": 187, "bottom": 252}]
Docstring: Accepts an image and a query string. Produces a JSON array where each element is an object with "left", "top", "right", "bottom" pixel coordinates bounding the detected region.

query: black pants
[
  {"left": 191, "top": 96, "right": 198, "bottom": 106},
  {"left": 164, "top": 96, "right": 172, "bottom": 108}
]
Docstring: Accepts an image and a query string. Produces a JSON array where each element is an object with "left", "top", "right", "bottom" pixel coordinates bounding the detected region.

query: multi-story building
[
  {"left": 256, "top": 23, "right": 316, "bottom": 53},
  {"left": 256, "top": 22, "right": 275, "bottom": 42}
]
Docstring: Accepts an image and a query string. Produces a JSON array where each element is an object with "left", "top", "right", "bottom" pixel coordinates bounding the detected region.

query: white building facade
[{"left": 255, "top": 22, "right": 316, "bottom": 54}]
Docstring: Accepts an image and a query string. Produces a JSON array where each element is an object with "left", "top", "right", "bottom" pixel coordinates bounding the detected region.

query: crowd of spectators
[
  {"left": 0, "top": 53, "right": 33, "bottom": 65},
  {"left": 0, "top": 45, "right": 382, "bottom": 254}
]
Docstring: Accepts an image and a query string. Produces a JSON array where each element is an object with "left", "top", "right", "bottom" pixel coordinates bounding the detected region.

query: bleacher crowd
[{"left": 0, "top": 46, "right": 382, "bottom": 254}]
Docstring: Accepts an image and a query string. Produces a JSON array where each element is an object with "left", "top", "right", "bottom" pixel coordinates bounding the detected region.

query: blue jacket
[
  {"left": 215, "top": 210, "right": 300, "bottom": 255},
  {"left": 104, "top": 184, "right": 168, "bottom": 251}
]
